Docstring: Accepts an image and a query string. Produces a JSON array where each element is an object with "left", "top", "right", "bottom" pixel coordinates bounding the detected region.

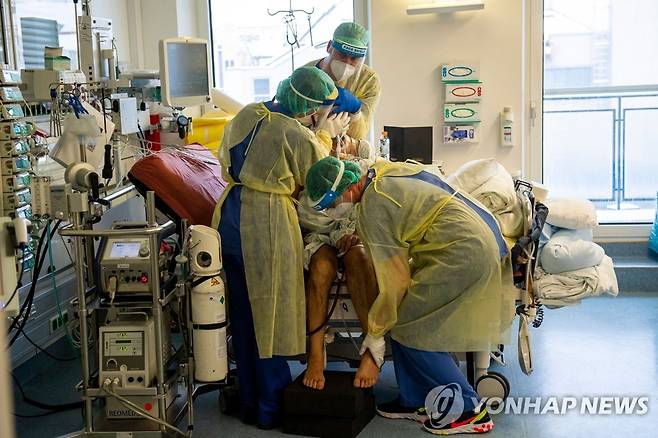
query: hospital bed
[{"left": 127, "top": 146, "right": 548, "bottom": 404}]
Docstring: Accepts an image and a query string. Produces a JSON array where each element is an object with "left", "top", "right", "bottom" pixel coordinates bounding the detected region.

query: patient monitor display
[
  {"left": 109, "top": 242, "right": 141, "bottom": 258},
  {"left": 159, "top": 37, "right": 211, "bottom": 107}
]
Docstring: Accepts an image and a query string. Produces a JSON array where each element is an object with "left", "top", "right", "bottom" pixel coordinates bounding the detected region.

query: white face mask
[{"left": 330, "top": 59, "right": 356, "bottom": 82}]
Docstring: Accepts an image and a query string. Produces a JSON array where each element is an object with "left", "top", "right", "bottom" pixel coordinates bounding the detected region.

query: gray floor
[{"left": 12, "top": 292, "right": 658, "bottom": 438}]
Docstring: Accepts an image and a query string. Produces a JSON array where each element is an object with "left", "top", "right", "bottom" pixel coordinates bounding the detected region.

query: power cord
[
  {"left": 11, "top": 373, "right": 83, "bottom": 412},
  {"left": 2, "top": 256, "right": 26, "bottom": 310},
  {"left": 8, "top": 220, "right": 62, "bottom": 347},
  {"left": 18, "top": 326, "right": 77, "bottom": 362}
]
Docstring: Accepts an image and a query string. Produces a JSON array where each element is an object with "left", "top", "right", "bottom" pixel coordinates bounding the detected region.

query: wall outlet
[{"left": 49, "top": 310, "right": 70, "bottom": 334}]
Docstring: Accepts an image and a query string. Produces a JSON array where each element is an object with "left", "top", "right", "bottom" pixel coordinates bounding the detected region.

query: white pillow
[
  {"left": 544, "top": 198, "right": 598, "bottom": 229},
  {"left": 540, "top": 231, "right": 604, "bottom": 274},
  {"left": 447, "top": 158, "right": 499, "bottom": 193}
]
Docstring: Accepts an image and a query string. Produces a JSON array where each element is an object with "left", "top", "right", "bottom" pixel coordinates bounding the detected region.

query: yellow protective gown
[
  {"left": 306, "top": 59, "right": 381, "bottom": 140},
  {"left": 211, "top": 102, "right": 330, "bottom": 358},
  {"left": 356, "top": 161, "right": 515, "bottom": 352}
]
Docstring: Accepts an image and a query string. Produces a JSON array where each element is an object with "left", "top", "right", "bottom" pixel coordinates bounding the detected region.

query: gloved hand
[
  {"left": 359, "top": 334, "right": 385, "bottom": 368},
  {"left": 332, "top": 87, "right": 362, "bottom": 114},
  {"left": 316, "top": 112, "right": 350, "bottom": 138}
]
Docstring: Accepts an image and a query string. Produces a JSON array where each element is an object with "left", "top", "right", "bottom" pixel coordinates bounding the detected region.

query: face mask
[{"left": 330, "top": 59, "right": 356, "bottom": 82}]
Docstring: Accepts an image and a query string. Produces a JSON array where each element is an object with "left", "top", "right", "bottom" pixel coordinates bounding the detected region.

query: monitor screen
[
  {"left": 166, "top": 42, "right": 209, "bottom": 98},
  {"left": 110, "top": 242, "right": 141, "bottom": 258}
]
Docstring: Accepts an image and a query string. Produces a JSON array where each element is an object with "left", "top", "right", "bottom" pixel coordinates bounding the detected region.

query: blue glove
[{"left": 331, "top": 87, "right": 362, "bottom": 114}]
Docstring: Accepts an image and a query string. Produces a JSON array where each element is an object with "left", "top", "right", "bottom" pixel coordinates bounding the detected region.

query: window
[
  {"left": 209, "top": 0, "right": 354, "bottom": 104},
  {"left": 541, "top": 0, "right": 658, "bottom": 224},
  {"left": 12, "top": 0, "right": 79, "bottom": 69},
  {"left": 253, "top": 78, "right": 270, "bottom": 102}
]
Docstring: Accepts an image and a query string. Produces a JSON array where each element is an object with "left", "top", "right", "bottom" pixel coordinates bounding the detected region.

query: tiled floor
[{"left": 13, "top": 292, "right": 658, "bottom": 438}]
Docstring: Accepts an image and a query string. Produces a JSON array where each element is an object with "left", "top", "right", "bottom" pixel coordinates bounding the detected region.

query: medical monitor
[
  {"left": 385, "top": 126, "right": 433, "bottom": 164},
  {"left": 159, "top": 37, "right": 211, "bottom": 107}
]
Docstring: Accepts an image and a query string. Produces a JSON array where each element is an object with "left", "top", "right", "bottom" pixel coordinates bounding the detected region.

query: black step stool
[{"left": 283, "top": 370, "right": 375, "bottom": 438}]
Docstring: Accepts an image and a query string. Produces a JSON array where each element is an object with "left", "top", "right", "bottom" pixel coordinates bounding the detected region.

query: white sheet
[{"left": 534, "top": 255, "right": 619, "bottom": 304}]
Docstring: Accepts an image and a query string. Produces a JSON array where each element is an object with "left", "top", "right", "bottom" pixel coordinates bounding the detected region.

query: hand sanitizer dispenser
[{"left": 500, "top": 107, "right": 514, "bottom": 147}]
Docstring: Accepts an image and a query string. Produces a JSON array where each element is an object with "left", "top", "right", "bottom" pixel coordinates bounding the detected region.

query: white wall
[
  {"left": 90, "top": 0, "right": 131, "bottom": 67},
  {"left": 370, "top": 0, "right": 525, "bottom": 174}
]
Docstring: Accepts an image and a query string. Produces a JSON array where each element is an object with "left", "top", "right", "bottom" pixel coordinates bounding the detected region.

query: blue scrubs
[
  {"left": 384, "top": 170, "right": 506, "bottom": 413},
  {"left": 391, "top": 340, "right": 479, "bottom": 411},
  {"left": 218, "top": 101, "right": 293, "bottom": 427}
]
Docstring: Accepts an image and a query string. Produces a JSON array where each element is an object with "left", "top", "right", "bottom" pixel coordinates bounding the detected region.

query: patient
[{"left": 298, "top": 136, "right": 379, "bottom": 390}]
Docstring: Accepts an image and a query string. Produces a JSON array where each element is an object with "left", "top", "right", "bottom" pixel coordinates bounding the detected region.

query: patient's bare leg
[
  {"left": 343, "top": 246, "right": 380, "bottom": 388},
  {"left": 303, "top": 245, "right": 338, "bottom": 390}
]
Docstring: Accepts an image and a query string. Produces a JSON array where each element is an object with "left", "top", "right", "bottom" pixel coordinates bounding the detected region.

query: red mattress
[{"left": 128, "top": 145, "right": 228, "bottom": 226}]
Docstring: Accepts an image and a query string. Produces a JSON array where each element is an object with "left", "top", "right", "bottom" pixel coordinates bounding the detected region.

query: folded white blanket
[{"left": 534, "top": 255, "right": 619, "bottom": 304}]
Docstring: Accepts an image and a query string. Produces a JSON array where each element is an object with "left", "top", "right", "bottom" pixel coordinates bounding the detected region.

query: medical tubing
[
  {"left": 47, "top": 221, "right": 79, "bottom": 351},
  {"left": 7, "top": 223, "right": 50, "bottom": 335},
  {"left": 18, "top": 326, "right": 76, "bottom": 361},
  {"left": 306, "top": 280, "right": 341, "bottom": 336},
  {"left": 532, "top": 300, "right": 545, "bottom": 328},
  {"left": 102, "top": 380, "right": 187, "bottom": 437},
  {"left": 8, "top": 222, "right": 55, "bottom": 341},
  {"left": 8, "top": 220, "right": 62, "bottom": 347}
]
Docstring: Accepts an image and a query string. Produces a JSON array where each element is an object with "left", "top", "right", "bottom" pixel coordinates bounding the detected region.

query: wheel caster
[
  {"left": 219, "top": 385, "right": 240, "bottom": 415},
  {"left": 475, "top": 372, "right": 510, "bottom": 410}
]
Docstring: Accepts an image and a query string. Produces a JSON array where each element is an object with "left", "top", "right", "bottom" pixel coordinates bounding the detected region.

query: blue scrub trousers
[
  {"left": 220, "top": 187, "right": 292, "bottom": 427},
  {"left": 391, "top": 339, "right": 479, "bottom": 412}
]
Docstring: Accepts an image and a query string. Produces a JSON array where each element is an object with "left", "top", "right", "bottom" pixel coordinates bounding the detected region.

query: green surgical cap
[
  {"left": 275, "top": 66, "right": 338, "bottom": 116},
  {"left": 306, "top": 156, "right": 362, "bottom": 202},
  {"left": 332, "top": 22, "right": 369, "bottom": 57}
]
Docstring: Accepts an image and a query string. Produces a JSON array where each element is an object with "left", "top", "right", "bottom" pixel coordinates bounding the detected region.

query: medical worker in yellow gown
[
  {"left": 306, "top": 22, "right": 381, "bottom": 140},
  {"left": 211, "top": 67, "right": 344, "bottom": 429},
  {"left": 305, "top": 157, "right": 515, "bottom": 436}
]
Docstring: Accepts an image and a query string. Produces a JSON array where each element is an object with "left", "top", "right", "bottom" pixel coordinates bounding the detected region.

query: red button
[
  {"left": 144, "top": 402, "right": 153, "bottom": 411},
  {"left": 140, "top": 273, "right": 148, "bottom": 284}
]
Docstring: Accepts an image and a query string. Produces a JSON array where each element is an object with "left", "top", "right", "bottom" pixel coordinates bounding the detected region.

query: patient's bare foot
[
  {"left": 354, "top": 350, "right": 380, "bottom": 388},
  {"left": 303, "top": 351, "right": 325, "bottom": 390}
]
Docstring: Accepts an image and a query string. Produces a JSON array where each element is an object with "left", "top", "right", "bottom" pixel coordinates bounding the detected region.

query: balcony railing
[{"left": 544, "top": 85, "right": 658, "bottom": 223}]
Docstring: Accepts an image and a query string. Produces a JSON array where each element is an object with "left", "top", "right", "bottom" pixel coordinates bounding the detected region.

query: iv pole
[{"left": 268, "top": 0, "right": 315, "bottom": 72}]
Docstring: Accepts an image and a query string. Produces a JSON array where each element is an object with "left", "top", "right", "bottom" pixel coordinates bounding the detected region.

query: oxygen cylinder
[{"left": 191, "top": 275, "right": 228, "bottom": 382}]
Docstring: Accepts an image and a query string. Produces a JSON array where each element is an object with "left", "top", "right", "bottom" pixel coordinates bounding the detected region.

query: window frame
[
  {"left": 527, "top": 0, "right": 652, "bottom": 240},
  {"left": 206, "top": 0, "right": 370, "bottom": 95}
]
